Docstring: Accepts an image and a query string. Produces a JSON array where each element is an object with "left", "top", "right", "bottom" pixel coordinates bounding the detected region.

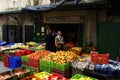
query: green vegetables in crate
[{"left": 70, "top": 74, "right": 98, "bottom": 80}]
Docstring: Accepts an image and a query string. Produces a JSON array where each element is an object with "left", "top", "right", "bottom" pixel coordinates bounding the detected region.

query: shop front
[{"left": 43, "top": 10, "right": 85, "bottom": 47}]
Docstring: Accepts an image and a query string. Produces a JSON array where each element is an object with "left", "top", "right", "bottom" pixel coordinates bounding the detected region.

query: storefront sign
[
  {"left": 44, "top": 11, "right": 86, "bottom": 23},
  {"left": 45, "top": 16, "right": 85, "bottom": 23}
]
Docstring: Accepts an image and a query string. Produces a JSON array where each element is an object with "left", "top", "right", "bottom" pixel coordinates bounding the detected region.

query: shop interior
[{"left": 48, "top": 24, "right": 84, "bottom": 47}]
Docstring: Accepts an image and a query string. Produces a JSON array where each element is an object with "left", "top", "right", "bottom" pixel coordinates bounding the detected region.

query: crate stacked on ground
[
  {"left": 0, "top": 51, "right": 5, "bottom": 61},
  {"left": 14, "top": 50, "right": 31, "bottom": 57},
  {"left": 4, "top": 54, "right": 10, "bottom": 67},
  {"left": 22, "top": 50, "right": 50, "bottom": 73},
  {"left": 48, "top": 73, "right": 68, "bottom": 80},
  {"left": 70, "top": 74, "right": 98, "bottom": 80},
  {"left": 9, "top": 56, "right": 21, "bottom": 68},
  {"left": 29, "top": 50, "right": 50, "bottom": 69}
]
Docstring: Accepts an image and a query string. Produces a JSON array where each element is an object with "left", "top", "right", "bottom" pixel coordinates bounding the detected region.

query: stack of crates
[
  {"left": 4, "top": 55, "right": 10, "bottom": 67},
  {"left": 40, "top": 59, "right": 51, "bottom": 72},
  {"left": 29, "top": 57, "right": 39, "bottom": 69},
  {"left": 21, "top": 55, "right": 30, "bottom": 65},
  {"left": 50, "top": 62, "right": 71, "bottom": 78},
  {"left": 9, "top": 56, "right": 21, "bottom": 68}
]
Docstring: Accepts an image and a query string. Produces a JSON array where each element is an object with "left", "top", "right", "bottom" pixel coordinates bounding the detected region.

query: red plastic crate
[
  {"left": 48, "top": 73, "right": 68, "bottom": 80},
  {"left": 24, "top": 50, "right": 31, "bottom": 55},
  {"left": 4, "top": 55, "right": 10, "bottom": 67},
  {"left": 29, "top": 58, "right": 39, "bottom": 68},
  {"left": 90, "top": 51, "right": 109, "bottom": 64},
  {"left": 4, "top": 61, "right": 9, "bottom": 67},
  {"left": 51, "top": 68, "right": 71, "bottom": 78},
  {"left": 14, "top": 50, "right": 25, "bottom": 56}
]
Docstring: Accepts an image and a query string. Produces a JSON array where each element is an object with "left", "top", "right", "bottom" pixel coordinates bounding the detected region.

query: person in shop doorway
[
  {"left": 45, "top": 27, "right": 56, "bottom": 52},
  {"left": 55, "top": 31, "right": 65, "bottom": 51}
]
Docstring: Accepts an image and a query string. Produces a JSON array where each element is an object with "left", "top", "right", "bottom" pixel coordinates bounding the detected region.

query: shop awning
[
  {"left": 23, "top": 0, "right": 105, "bottom": 11},
  {"left": 23, "top": 4, "right": 59, "bottom": 11}
]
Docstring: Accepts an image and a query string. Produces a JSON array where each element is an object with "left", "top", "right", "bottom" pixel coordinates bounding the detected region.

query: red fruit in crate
[{"left": 25, "top": 50, "right": 31, "bottom": 55}]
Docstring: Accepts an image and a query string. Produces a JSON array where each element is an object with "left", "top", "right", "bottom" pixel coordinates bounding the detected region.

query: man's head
[{"left": 58, "top": 31, "right": 62, "bottom": 36}]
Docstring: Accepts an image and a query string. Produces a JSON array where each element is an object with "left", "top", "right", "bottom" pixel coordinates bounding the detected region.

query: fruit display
[
  {"left": 41, "top": 51, "right": 80, "bottom": 71},
  {"left": 26, "top": 42, "right": 38, "bottom": 47},
  {"left": 70, "top": 47, "right": 82, "bottom": 55},
  {"left": 71, "top": 59, "right": 89, "bottom": 71},
  {"left": 64, "top": 42, "right": 75, "bottom": 48},
  {"left": 28, "top": 50, "right": 50, "bottom": 59},
  {"left": 10, "top": 43, "right": 24, "bottom": 49},
  {"left": 42, "top": 51, "right": 79, "bottom": 64},
  {"left": 70, "top": 74, "right": 98, "bottom": 80},
  {"left": 34, "top": 45, "right": 45, "bottom": 51},
  {"left": 90, "top": 51, "right": 109, "bottom": 64},
  {"left": 48, "top": 73, "right": 68, "bottom": 80},
  {"left": 33, "top": 71, "right": 51, "bottom": 80},
  {"left": 19, "top": 45, "right": 29, "bottom": 49}
]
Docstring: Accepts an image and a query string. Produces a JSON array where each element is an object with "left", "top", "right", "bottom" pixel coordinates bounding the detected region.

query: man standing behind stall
[
  {"left": 45, "top": 27, "right": 56, "bottom": 52},
  {"left": 55, "top": 31, "right": 65, "bottom": 51}
]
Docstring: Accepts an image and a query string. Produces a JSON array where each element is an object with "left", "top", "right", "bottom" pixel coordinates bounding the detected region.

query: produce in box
[
  {"left": 70, "top": 74, "right": 98, "bottom": 80},
  {"left": 28, "top": 50, "right": 50, "bottom": 59},
  {"left": 48, "top": 73, "right": 68, "bottom": 80},
  {"left": 33, "top": 71, "right": 51, "bottom": 80}
]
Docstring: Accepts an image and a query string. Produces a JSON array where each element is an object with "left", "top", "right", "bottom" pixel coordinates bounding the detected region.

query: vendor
[{"left": 55, "top": 31, "right": 65, "bottom": 51}]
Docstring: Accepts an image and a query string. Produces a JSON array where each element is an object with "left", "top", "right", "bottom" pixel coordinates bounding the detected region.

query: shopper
[
  {"left": 45, "top": 27, "right": 56, "bottom": 52},
  {"left": 55, "top": 31, "right": 65, "bottom": 51}
]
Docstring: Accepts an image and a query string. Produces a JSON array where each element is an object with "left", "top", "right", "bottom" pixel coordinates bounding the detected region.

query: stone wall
[{"left": 0, "top": 12, "right": 35, "bottom": 42}]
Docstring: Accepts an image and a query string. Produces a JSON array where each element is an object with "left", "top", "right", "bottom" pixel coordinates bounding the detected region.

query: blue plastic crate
[
  {"left": 9, "top": 56, "right": 21, "bottom": 68},
  {"left": 6, "top": 43, "right": 15, "bottom": 47},
  {"left": 0, "top": 41, "right": 7, "bottom": 46}
]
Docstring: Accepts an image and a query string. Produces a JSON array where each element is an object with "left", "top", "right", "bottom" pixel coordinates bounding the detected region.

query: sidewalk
[{"left": 0, "top": 61, "right": 12, "bottom": 73}]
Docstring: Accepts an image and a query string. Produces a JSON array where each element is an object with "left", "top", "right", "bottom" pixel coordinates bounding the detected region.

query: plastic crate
[
  {"left": 40, "top": 65, "right": 51, "bottom": 72},
  {"left": 4, "top": 55, "right": 10, "bottom": 67},
  {"left": 22, "top": 61, "right": 29, "bottom": 65},
  {"left": 29, "top": 58, "right": 39, "bottom": 68},
  {"left": 40, "top": 59, "right": 51, "bottom": 67},
  {"left": 51, "top": 61, "right": 56, "bottom": 69},
  {"left": 51, "top": 68, "right": 71, "bottom": 78},
  {"left": 48, "top": 73, "right": 68, "bottom": 80},
  {"left": 51, "top": 61, "right": 70, "bottom": 71},
  {"left": 0, "top": 54, "right": 4, "bottom": 61},
  {"left": 9, "top": 56, "right": 21, "bottom": 68},
  {"left": 70, "top": 74, "right": 98, "bottom": 80},
  {"left": 21, "top": 55, "right": 30, "bottom": 62},
  {"left": 14, "top": 50, "right": 25, "bottom": 57},
  {"left": 90, "top": 52, "right": 109, "bottom": 64}
]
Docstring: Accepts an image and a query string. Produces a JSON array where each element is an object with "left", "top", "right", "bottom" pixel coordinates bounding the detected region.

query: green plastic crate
[
  {"left": 40, "top": 65, "right": 51, "bottom": 73},
  {"left": 70, "top": 74, "right": 98, "bottom": 80},
  {"left": 0, "top": 55, "right": 4, "bottom": 60},
  {"left": 21, "top": 55, "right": 29, "bottom": 62},
  {"left": 51, "top": 61, "right": 70, "bottom": 71},
  {"left": 56, "top": 62, "right": 70, "bottom": 71},
  {"left": 40, "top": 59, "right": 51, "bottom": 67},
  {"left": 51, "top": 61, "right": 56, "bottom": 69}
]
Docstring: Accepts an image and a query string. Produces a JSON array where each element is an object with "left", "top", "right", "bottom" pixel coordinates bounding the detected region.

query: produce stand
[{"left": 0, "top": 42, "right": 120, "bottom": 80}]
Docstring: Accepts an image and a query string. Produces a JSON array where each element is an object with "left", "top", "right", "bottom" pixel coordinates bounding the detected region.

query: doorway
[
  {"left": 48, "top": 24, "right": 84, "bottom": 47},
  {"left": 25, "top": 25, "right": 34, "bottom": 43},
  {"left": 2, "top": 25, "right": 22, "bottom": 43}
]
